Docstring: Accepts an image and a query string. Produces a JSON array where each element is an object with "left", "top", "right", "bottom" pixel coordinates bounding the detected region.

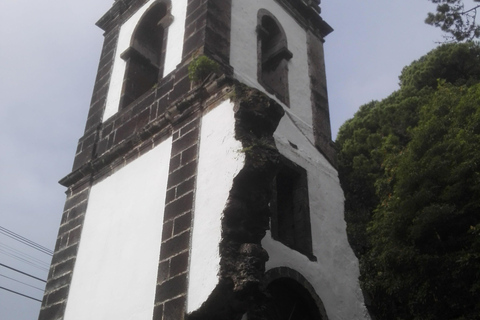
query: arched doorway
[{"left": 249, "top": 268, "right": 328, "bottom": 320}]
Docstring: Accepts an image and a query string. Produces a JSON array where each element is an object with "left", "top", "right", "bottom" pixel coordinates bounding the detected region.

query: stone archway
[{"left": 249, "top": 267, "right": 329, "bottom": 320}]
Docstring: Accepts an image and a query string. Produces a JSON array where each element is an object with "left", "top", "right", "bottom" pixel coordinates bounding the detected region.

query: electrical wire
[
  {"left": 0, "top": 274, "right": 45, "bottom": 292},
  {"left": 0, "top": 286, "right": 42, "bottom": 302},
  {"left": 0, "top": 248, "right": 49, "bottom": 272},
  {"left": 0, "top": 263, "right": 46, "bottom": 283},
  {"left": 0, "top": 226, "right": 53, "bottom": 256},
  {"left": 0, "top": 227, "right": 51, "bottom": 306},
  {"left": 0, "top": 243, "right": 50, "bottom": 268}
]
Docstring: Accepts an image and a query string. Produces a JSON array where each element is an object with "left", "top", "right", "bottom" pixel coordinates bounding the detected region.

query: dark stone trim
[
  {"left": 182, "top": 0, "right": 208, "bottom": 60},
  {"left": 38, "top": 177, "right": 92, "bottom": 320},
  {"left": 74, "top": 26, "right": 120, "bottom": 169},
  {"left": 64, "top": 62, "right": 221, "bottom": 187},
  {"left": 96, "top": 0, "right": 151, "bottom": 32},
  {"left": 62, "top": 120, "right": 171, "bottom": 186},
  {"left": 273, "top": 0, "right": 333, "bottom": 38},
  {"left": 306, "top": 31, "right": 336, "bottom": 167},
  {"left": 204, "top": 0, "right": 232, "bottom": 66},
  {"left": 153, "top": 113, "right": 200, "bottom": 320}
]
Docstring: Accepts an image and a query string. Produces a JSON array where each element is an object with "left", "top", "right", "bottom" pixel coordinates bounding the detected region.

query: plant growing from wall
[{"left": 188, "top": 55, "right": 220, "bottom": 83}]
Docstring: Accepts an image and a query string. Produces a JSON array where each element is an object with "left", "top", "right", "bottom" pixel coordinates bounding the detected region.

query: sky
[{"left": 0, "top": 0, "right": 464, "bottom": 319}]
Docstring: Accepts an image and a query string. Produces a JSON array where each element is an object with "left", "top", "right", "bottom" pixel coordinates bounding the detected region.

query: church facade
[{"left": 38, "top": 1, "right": 369, "bottom": 319}]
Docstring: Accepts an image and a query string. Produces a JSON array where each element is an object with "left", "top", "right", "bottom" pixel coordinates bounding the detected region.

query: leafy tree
[
  {"left": 399, "top": 41, "right": 480, "bottom": 90},
  {"left": 337, "top": 42, "right": 480, "bottom": 319},
  {"left": 337, "top": 90, "right": 431, "bottom": 256},
  {"left": 364, "top": 82, "right": 480, "bottom": 319},
  {"left": 426, "top": 0, "right": 480, "bottom": 41}
]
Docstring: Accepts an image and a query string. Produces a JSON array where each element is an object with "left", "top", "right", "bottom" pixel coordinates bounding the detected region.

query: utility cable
[
  {"left": 0, "top": 226, "right": 53, "bottom": 256},
  {"left": 0, "top": 263, "right": 46, "bottom": 283},
  {"left": 0, "top": 285, "right": 42, "bottom": 302},
  {"left": 0, "top": 243, "right": 50, "bottom": 268},
  {"left": 0, "top": 248, "right": 49, "bottom": 272},
  {"left": 0, "top": 274, "right": 45, "bottom": 292},
  {"left": 0, "top": 249, "right": 47, "bottom": 271}
]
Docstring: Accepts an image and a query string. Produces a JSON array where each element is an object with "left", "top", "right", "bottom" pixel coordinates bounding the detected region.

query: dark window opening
[
  {"left": 257, "top": 10, "right": 292, "bottom": 106},
  {"left": 119, "top": 2, "right": 172, "bottom": 109},
  {"left": 271, "top": 158, "right": 315, "bottom": 260},
  {"left": 250, "top": 278, "right": 324, "bottom": 320}
]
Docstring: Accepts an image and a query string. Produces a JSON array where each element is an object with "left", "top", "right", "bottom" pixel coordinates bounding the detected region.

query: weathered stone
[{"left": 188, "top": 85, "right": 284, "bottom": 320}]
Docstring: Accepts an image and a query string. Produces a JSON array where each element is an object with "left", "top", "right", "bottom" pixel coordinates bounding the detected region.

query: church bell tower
[{"left": 39, "top": 1, "right": 370, "bottom": 319}]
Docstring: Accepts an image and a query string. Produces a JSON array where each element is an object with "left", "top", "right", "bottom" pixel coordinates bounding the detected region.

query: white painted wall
[
  {"left": 230, "top": 0, "right": 314, "bottom": 138},
  {"left": 64, "top": 138, "right": 172, "bottom": 320},
  {"left": 187, "top": 100, "right": 245, "bottom": 313},
  {"left": 103, "top": 0, "right": 188, "bottom": 121}
]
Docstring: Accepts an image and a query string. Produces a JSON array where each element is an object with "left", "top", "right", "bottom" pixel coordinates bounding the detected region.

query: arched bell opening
[
  {"left": 119, "top": 0, "right": 173, "bottom": 109},
  {"left": 257, "top": 9, "right": 292, "bottom": 106}
]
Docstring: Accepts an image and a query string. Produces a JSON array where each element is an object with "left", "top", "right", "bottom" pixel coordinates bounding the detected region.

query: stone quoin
[{"left": 39, "top": 1, "right": 370, "bottom": 319}]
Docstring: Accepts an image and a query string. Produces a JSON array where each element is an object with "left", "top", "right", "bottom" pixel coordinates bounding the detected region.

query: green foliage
[
  {"left": 188, "top": 55, "right": 220, "bottom": 82},
  {"left": 337, "top": 90, "right": 431, "bottom": 256},
  {"left": 399, "top": 42, "right": 480, "bottom": 90},
  {"left": 365, "top": 83, "right": 480, "bottom": 319},
  {"left": 337, "top": 43, "right": 480, "bottom": 319},
  {"left": 426, "top": 0, "right": 480, "bottom": 42}
]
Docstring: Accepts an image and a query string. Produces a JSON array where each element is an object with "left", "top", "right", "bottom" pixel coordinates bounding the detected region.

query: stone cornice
[
  {"left": 274, "top": 0, "right": 333, "bottom": 38},
  {"left": 59, "top": 74, "right": 232, "bottom": 188}
]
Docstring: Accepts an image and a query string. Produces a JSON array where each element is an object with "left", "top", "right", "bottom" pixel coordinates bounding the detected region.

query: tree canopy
[
  {"left": 426, "top": 0, "right": 480, "bottom": 41},
  {"left": 337, "top": 42, "right": 480, "bottom": 319}
]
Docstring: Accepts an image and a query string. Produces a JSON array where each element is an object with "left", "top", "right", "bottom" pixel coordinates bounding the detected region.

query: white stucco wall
[
  {"left": 64, "top": 138, "right": 172, "bottom": 320},
  {"left": 103, "top": 0, "right": 188, "bottom": 121},
  {"left": 187, "top": 100, "right": 245, "bottom": 313},
  {"left": 230, "top": 0, "right": 314, "bottom": 138}
]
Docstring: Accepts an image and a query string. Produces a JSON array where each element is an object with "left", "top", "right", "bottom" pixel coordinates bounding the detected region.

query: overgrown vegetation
[
  {"left": 337, "top": 42, "right": 480, "bottom": 319},
  {"left": 188, "top": 55, "right": 219, "bottom": 82}
]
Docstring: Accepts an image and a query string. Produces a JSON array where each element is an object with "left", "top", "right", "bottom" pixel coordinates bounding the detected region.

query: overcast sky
[{"left": 0, "top": 0, "right": 461, "bottom": 319}]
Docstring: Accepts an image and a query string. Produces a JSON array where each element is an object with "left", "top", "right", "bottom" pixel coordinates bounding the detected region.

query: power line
[
  {"left": 0, "top": 285, "right": 42, "bottom": 303},
  {"left": 0, "top": 263, "right": 46, "bottom": 283},
  {"left": 0, "top": 248, "right": 49, "bottom": 272},
  {"left": 0, "top": 243, "right": 50, "bottom": 268},
  {"left": 0, "top": 226, "right": 53, "bottom": 256},
  {"left": 0, "top": 274, "right": 45, "bottom": 292}
]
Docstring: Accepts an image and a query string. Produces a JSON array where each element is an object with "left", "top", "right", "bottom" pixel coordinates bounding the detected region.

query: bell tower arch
[
  {"left": 119, "top": 0, "right": 171, "bottom": 109},
  {"left": 38, "top": 1, "right": 370, "bottom": 320}
]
